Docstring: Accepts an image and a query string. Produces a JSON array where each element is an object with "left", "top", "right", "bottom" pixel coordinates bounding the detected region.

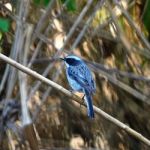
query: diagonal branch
[
  {"left": 26, "top": 0, "right": 95, "bottom": 103},
  {"left": 0, "top": 53, "right": 150, "bottom": 147},
  {"left": 113, "top": 0, "right": 150, "bottom": 51}
]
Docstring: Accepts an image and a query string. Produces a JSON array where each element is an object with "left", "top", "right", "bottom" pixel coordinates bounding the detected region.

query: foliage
[
  {"left": 0, "top": 18, "right": 10, "bottom": 32},
  {"left": 61, "top": 0, "right": 77, "bottom": 11},
  {"left": 33, "top": 0, "right": 77, "bottom": 11},
  {"left": 33, "top": 0, "right": 51, "bottom": 6},
  {"left": 0, "top": 0, "right": 150, "bottom": 150},
  {"left": 142, "top": 0, "right": 150, "bottom": 34}
]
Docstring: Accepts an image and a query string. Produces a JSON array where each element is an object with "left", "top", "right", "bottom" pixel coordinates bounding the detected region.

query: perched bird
[{"left": 61, "top": 55, "right": 96, "bottom": 118}]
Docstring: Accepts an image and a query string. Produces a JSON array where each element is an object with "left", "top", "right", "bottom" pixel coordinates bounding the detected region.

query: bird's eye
[{"left": 65, "top": 58, "right": 80, "bottom": 66}]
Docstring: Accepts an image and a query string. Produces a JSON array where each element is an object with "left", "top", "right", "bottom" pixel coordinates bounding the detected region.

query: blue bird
[{"left": 61, "top": 55, "right": 96, "bottom": 118}]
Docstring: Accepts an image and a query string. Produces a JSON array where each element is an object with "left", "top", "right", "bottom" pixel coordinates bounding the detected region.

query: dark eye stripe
[{"left": 65, "top": 58, "right": 80, "bottom": 66}]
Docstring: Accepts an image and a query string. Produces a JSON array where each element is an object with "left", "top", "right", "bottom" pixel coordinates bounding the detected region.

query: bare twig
[
  {"left": 18, "top": 71, "right": 31, "bottom": 125},
  {"left": 92, "top": 1, "right": 135, "bottom": 37},
  {"left": 71, "top": 0, "right": 105, "bottom": 50},
  {"left": 28, "top": 23, "right": 53, "bottom": 68},
  {"left": 86, "top": 60, "right": 150, "bottom": 82},
  {"left": 113, "top": 0, "right": 150, "bottom": 51},
  {"left": 18, "top": 21, "right": 39, "bottom": 150},
  {"left": 61, "top": 0, "right": 94, "bottom": 50},
  {"left": 88, "top": 62, "right": 150, "bottom": 105},
  {"left": 32, "top": 64, "right": 63, "bottom": 122},
  {"left": 106, "top": 1, "right": 144, "bottom": 75},
  {"left": 6, "top": 130, "right": 15, "bottom": 150},
  {"left": 6, "top": 0, "right": 30, "bottom": 98},
  {"left": 18, "top": 25, "right": 32, "bottom": 126},
  {"left": 26, "top": 0, "right": 94, "bottom": 102},
  {"left": 28, "top": 0, "right": 73, "bottom": 68},
  {"left": 31, "top": 1, "right": 105, "bottom": 119},
  {"left": 32, "top": 0, "right": 55, "bottom": 41},
  {"left": 0, "top": 53, "right": 150, "bottom": 147},
  {"left": 32, "top": 58, "right": 150, "bottom": 82}
]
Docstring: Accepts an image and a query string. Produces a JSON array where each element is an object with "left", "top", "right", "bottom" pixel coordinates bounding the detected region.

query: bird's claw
[
  {"left": 80, "top": 94, "right": 85, "bottom": 109},
  {"left": 69, "top": 89, "right": 75, "bottom": 93}
]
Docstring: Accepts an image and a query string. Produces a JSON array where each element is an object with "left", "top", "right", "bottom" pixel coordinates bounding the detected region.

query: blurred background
[{"left": 0, "top": 0, "right": 150, "bottom": 149}]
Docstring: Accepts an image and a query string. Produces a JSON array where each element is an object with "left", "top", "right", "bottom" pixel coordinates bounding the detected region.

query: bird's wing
[{"left": 67, "top": 66, "right": 90, "bottom": 89}]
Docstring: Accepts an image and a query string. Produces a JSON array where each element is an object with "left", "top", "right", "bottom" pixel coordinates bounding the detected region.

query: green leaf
[
  {"left": 33, "top": 0, "right": 41, "bottom": 5},
  {"left": 43, "top": 0, "right": 51, "bottom": 6},
  {"left": 61, "top": 0, "right": 77, "bottom": 12},
  {"left": 33, "top": 0, "right": 51, "bottom": 6},
  {"left": 142, "top": 0, "right": 150, "bottom": 33},
  {"left": 0, "top": 18, "right": 10, "bottom": 32}
]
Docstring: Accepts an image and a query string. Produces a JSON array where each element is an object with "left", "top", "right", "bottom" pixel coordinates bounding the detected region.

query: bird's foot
[
  {"left": 69, "top": 89, "right": 76, "bottom": 93},
  {"left": 80, "top": 94, "right": 85, "bottom": 109}
]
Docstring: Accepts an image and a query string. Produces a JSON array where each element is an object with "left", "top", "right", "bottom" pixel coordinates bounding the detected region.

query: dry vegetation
[{"left": 0, "top": 0, "right": 150, "bottom": 150}]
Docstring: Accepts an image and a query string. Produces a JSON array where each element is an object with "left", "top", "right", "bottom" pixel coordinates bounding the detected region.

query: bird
[{"left": 61, "top": 55, "right": 96, "bottom": 118}]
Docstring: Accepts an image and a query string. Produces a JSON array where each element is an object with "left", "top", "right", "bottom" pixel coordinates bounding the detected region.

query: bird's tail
[{"left": 84, "top": 89, "right": 94, "bottom": 118}]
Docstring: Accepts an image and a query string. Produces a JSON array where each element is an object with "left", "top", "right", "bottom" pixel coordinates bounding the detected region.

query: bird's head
[{"left": 60, "top": 55, "right": 83, "bottom": 67}]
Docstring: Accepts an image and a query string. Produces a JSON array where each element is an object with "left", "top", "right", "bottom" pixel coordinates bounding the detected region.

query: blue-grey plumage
[{"left": 62, "top": 55, "right": 96, "bottom": 118}]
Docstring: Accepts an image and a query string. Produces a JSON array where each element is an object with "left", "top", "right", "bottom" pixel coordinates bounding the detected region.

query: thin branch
[
  {"left": 87, "top": 62, "right": 150, "bottom": 105},
  {"left": 0, "top": 53, "right": 150, "bottom": 147},
  {"left": 31, "top": 1, "right": 104, "bottom": 120},
  {"left": 31, "top": 1, "right": 105, "bottom": 119},
  {"left": 32, "top": 0, "right": 56, "bottom": 41},
  {"left": 5, "top": 0, "right": 30, "bottom": 98},
  {"left": 85, "top": 60, "right": 150, "bottom": 82},
  {"left": 6, "top": 130, "right": 15, "bottom": 150},
  {"left": 28, "top": 23, "right": 53, "bottom": 68},
  {"left": 32, "top": 64, "right": 63, "bottom": 122},
  {"left": 92, "top": 1, "right": 135, "bottom": 37},
  {"left": 71, "top": 0, "right": 105, "bottom": 50},
  {"left": 18, "top": 25, "right": 32, "bottom": 126},
  {"left": 26, "top": 0, "right": 95, "bottom": 102},
  {"left": 18, "top": 18, "right": 39, "bottom": 150},
  {"left": 113, "top": 0, "right": 150, "bottom": 51},
  {"left": 32, "top": 58, "right": 150, "bottom": 82},
  {"left": 106, "top": 1, "right": 144, "bottom": 75},
  {"left": 18, "top": 72, "right": 31, "bottom": 124},
  {"left": 30, "top": 2, "right": 103, "bottom": 120},
  {"left": 27, "top": 0, "right": 69, "bottom": 68},
  {"left": 61, "top": 0, "right": 94, "bottom": 50}
]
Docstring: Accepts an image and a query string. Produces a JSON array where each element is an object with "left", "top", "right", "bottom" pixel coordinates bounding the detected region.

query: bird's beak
[{"left": 59, "top": 57, "right": 65, "bottom": 61}]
